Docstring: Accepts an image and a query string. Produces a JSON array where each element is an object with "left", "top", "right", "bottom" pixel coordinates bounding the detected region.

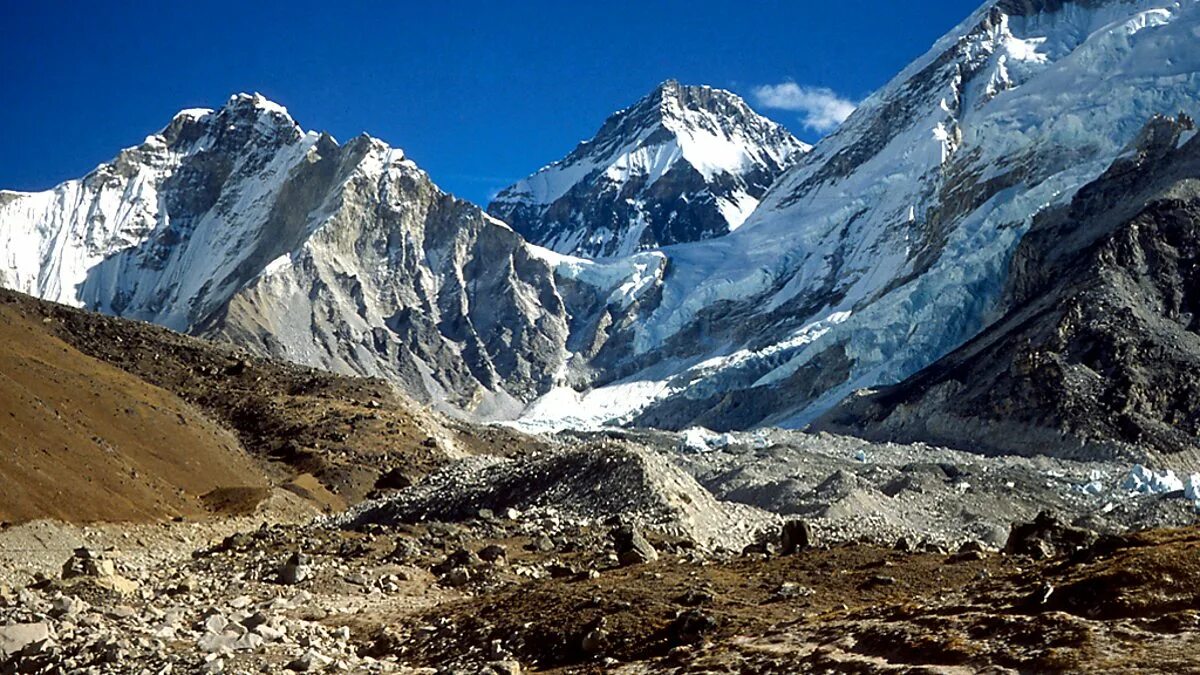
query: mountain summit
[{"left": 488, "top": 80, "right": 807, "bottom": 258}]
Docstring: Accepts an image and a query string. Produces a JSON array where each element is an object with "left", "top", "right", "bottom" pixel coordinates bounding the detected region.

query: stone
[
  {"left": 61, "top": 547, "right": 116, "bottom": 579},
  {"left": 772, "top": 582, "right": 813, "bottom": 600},
  {"left": 256, "top": 624, "right": 287, "bottom": 641},
  {"left": 280, "top": 552, "right": 312, "bottom": 585},
  {"left": 387, "top": 539, "right": 420, "bottom": 562},
  {"left": 478, "top": 544, "right": 508, "bottom": 564},
  {"left": 1004, "top": 512, "right": 1098, "bottom": 558},
  {"left": 374, "top": 468, "right": 412, "bottom": 490},
  {"left": 611, "top": 525, "right": 658, "bottom": 566},
  {"left": 49, "top": 595, "right": 85, "bottom": 618},
  {"left": 958, "top": 540, "right": 987, "bottom": 555},
  {"left": 343, "top": 572, "right": 370, "bottom": 586},
  {"left": 668, "top": 609, "right": 717, "bottom": 644},
  {"left": 0, "top": 622, "right": 52, "bottom": 658},
  {"left": 109, "top": 606, "right": 137, "bottom": 620},
  {"left": 780, "top": 520, "right": 814, "bottom": 555},
  {"left": 203, "top": 613, "right": 230, "bottom": 635},
  {"left": 446, "top": 549, "right": 482, "bottom": 568},
  {"left": 485, "top": 660, "right": 523, "bottom": 675},
  {"left": 198, "top": 633, "right": 239, "bottom": 654},
  {"left": 675, "top": 588, "right": 715, "bottom": 607},
  {"left": 443, "top": 567, "right": 471, "bottom": 587},
  {"left": 240, "top": 612, "right": 269, "bottom": 631},
  {"left": 286, "top": 649, "right": 333, "bottom": 671},
  {"left": 581, "top": 619, "right": 608, "bottom": 655}
]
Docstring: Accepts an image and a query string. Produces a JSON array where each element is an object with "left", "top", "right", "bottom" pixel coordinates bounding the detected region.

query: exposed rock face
[
  {"left": 820, "top": 115, "right": 1200, "bottom": 457},
  {"left": 488, "top": 80, "right": 807, "bottom": 258},
  {"left": 0, "top": 94, "right": 575, "bottom": 416},
  {"left": 203, "top": 135, "right": 574, "bottom": 415}
]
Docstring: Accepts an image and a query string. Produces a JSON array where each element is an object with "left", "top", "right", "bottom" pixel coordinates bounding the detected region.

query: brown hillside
[
  {"left": 0, "top": 299, "right": 267, "bottom": 523},
  {"left": 0, "top": 289, "right": 538, "bottom": 522}
]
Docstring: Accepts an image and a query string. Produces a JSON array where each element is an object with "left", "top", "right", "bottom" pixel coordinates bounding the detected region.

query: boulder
[
  {"left": 780, "top": 520, "right": 815, "bottom": 554},
  {"left": 611, "top": 525, "right": 658, "bottom": 566},
  {"left": 0, "top": 622, "right": 53, "bottom": 658},
  {"left": 1004, "top": 512, "right": 1097, "bottom": 559}
]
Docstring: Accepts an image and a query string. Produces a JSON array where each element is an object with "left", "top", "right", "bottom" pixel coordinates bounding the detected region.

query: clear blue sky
[{"left": 1, "top": 0, "right": 980, "bottom": 205}]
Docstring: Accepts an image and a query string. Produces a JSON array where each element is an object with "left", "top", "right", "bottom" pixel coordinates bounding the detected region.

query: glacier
[{"left": 515, "top": 0, "right": 1200, "bottom": 431}]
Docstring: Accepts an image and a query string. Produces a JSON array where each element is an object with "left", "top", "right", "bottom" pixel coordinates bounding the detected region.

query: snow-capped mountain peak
[
  {"left": 488, "top": 80, "right": 808, "bottom": 258},
  {"left": 0, "top": 93, "right": 584, "bottom": 416},
  {"left": 6, "top": 0, "right": 1200, "bottom": 443}
]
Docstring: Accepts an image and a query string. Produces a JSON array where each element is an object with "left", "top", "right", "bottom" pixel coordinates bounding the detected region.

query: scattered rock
[
  {"left": 280, "top": 552, "right": 312, "bottom": 585},
  {"left": 781, "top": 520, "right": 815, "bottom": 554},
  {"left": 611, "top": 525, "right": 658, "bottom": 566}
]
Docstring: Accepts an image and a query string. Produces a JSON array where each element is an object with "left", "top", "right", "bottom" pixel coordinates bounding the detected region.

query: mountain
[
  {"left": 819, "top": 114, "right": 1200, "bottom": 458},
  {"left": 0, "top": 94, "right": 578, "bottom": 417},
  {"left": 487, "top": 80, "right": 807, "bottom": 258},
  {"left": 517, "top": 0, "right": 1200, "bottom": 435},
  {"left": 3, "top": 0, "right": 1200, "bottom": 445}
]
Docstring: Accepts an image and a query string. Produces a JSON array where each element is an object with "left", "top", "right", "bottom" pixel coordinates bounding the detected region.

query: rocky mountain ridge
[
  {"left": 0, "top": 94, "right": 581, "bottom": 416},
  {"left": 821, "top": 113, "right": 1200, "bottom": 458}
]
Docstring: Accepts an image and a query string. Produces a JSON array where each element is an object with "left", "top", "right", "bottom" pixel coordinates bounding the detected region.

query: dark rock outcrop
[{"left": 821, "top": 115, "right": 1200, "bottom": 458}]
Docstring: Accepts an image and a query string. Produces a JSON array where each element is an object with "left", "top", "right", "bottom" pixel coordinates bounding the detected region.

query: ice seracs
[{"left": 516, "top": 0, "right": 1200, "bottom": 432}]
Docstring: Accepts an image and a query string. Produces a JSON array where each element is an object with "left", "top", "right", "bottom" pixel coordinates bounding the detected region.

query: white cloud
[{"left": 752, "top": 82, "right": 857, "bottom": 134}]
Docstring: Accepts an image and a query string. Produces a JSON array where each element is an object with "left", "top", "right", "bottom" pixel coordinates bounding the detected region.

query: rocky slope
[
  {"left": 0, "top": 292, "right": 266, "bottom": 523},
  {"left": 4, "top": 442, "right": 1200, "bottom": 673},
  {"left": 0, "top": 288, "right": 528, "bottom": 521},
  {"left": 820, "top": 114, "right": 1200, "bottom": 458},
  {"left": 487, "top": 80, "right": 807, "bottom": 258}
]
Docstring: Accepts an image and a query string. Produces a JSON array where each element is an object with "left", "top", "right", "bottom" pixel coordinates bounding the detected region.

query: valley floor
[{"left": 3, "top": 493, "right": 1200, "bottom": 673}]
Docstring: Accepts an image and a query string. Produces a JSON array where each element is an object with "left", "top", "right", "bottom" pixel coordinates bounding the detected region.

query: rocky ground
[
  {"left": 3, "top": 426, "right": 1200, "bottom": 673},
  {"left": 4, "top": 289, "right": 1200, "bottom": 673}
]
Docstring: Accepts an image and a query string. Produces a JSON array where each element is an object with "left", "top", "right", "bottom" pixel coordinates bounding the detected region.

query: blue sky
[{"left": 1, "top": 0, "right": 980, "bottom": 205}]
